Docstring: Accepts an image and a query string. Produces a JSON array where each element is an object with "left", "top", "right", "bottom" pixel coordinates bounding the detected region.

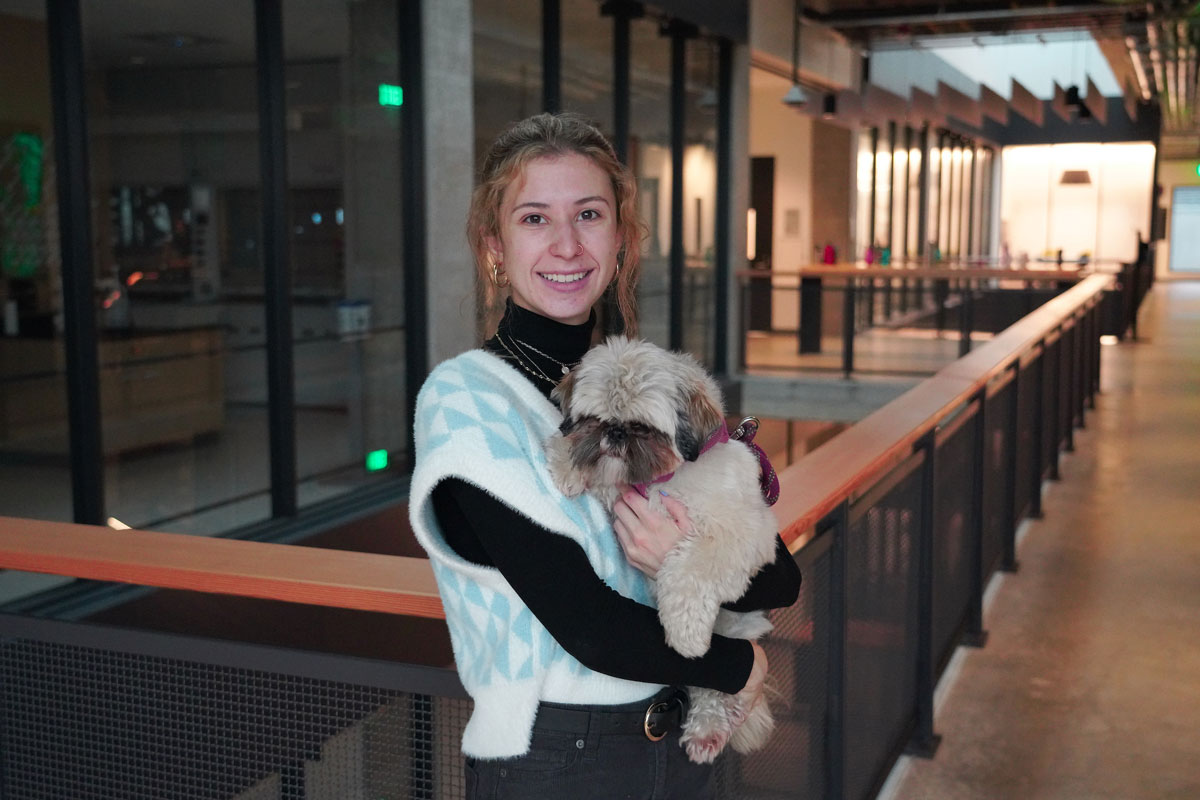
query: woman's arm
[
  {"left": 431, "top": 478, "right": 754, "bottom": 694},
  {"left": 722, "top": 536, "right": 802, "bottom": 613}
]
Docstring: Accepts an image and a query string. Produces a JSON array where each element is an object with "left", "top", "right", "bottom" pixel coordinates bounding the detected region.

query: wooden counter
[{"left": 0, "top": 327, "right": 224, "bottom": 456}]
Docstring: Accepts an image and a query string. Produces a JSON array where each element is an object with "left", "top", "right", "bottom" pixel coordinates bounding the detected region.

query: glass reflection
[
  {"left": 83, "top": 0, "right": 270, "bottom": 534},
  {"left": 283, "top": 0, "right": 407, "bottom": 510},
  {"left": 629, "top": 16, "right": 671, "bottom": 348},
  {"left": 0, "top": 8, "right": 78, "bottom": 602},
  {"left": 562, "top": 0, "right": 613, "bottom": 132},
  {"left": 681, "top": 37, "right": 717, "bottom": 366},
  {"left": 474, "top": 0, "right": 542, "bottom": 161}
]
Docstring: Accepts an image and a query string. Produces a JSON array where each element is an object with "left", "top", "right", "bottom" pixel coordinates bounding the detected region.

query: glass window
[
  {"left": 855, "top": 128, "right": 874, "bottom": 261},
  {"left": 562, "top": 0, "right": 613, "bottom": 133},
  {"left": 927, "top": 135, "right": 941, "bottom": 258},
  {"left": 0, "top": 8, "right": 77, "bottom": 600},
  {"left": 961, "top": 145, "right": 974, "bottom": 257},
  {"left": 474, "top": 0, "right": 542, "bottom": 163},
  {"left": 283, "top": 1, "right": 407, "bottom": 509},
  {"left": 907, "top": 131, "right": 922, "bottom": 259},
  {"left": 978, "top": 147, "right": 993, "bottom": 257},
  {"left": 939, "top": 143, "right": 954, "bottom": 257},
  {"left": 891, "top": 125, "right": 906, "bottom": 259},
  {"left": 83, "top": 1, "right": 270, "bottom": 534},
  {"left": 681, "top": 36, "right": 718, "bottom": 365},
  {"left": 629, "top": 15, "right": 671, "bottom": 348},
  {"left": 873, "top": 126, "right": 891, "bottom": 253}
]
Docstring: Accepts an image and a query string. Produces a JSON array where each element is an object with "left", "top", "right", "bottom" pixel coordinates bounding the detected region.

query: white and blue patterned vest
[{"left": 409, "top": 350, "right": 662, "bottom": 758}]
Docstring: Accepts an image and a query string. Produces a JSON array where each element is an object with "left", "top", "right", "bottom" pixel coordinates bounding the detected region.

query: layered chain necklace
[{"left": 495, "top": 333, "right": 576, "bottom": 389}]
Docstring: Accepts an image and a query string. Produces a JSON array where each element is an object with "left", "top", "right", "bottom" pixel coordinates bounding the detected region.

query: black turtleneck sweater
[{"left": 429, "top": 302, "right": 801, "bottom": 695}]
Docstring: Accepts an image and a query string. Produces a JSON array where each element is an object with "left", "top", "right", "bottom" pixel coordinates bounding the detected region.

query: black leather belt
[{"left": 533, "top": 687, "right": 690, "bottom": 742}]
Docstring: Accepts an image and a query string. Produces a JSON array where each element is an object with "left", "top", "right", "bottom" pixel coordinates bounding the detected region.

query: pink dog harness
[{"left": 632, "top": 416, "right": 780, "bottom": 506}]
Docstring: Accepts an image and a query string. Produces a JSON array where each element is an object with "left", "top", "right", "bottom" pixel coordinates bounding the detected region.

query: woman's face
[{"left": 488, "top": 153, "right": 620, "bottom": 325}]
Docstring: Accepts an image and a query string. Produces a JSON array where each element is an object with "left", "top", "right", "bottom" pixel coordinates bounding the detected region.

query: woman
[{"left": 409, "top": 113, "right": 801, "bottom": 799}]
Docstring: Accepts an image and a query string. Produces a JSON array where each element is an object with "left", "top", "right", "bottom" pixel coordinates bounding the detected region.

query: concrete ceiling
[{"left": 806, "top": 1, "right": 1198, "bottom": 137}]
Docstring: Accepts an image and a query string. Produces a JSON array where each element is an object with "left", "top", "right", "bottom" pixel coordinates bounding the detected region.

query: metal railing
[
  {"left": 0, "top": 274, "right": 1112, "bottom": 799},
  {"left": 739, "top": 262, "right": 1135, "bottom": 378}
]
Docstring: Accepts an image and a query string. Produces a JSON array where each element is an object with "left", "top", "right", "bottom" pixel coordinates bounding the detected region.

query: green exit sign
[
  {"left": 378, "top": 83, "right": 403, "bottom": 107},
  {"left": 365, "top": 449, "right": 389, "bottom": 472}
]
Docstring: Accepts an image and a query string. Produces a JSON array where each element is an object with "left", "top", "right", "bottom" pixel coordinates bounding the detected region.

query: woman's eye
[
  {"left": 578, "top": 209, "right": 600, "bottom": 221},
  {"left": 522, "top": 213, "right": 545, "bottom": 225}
]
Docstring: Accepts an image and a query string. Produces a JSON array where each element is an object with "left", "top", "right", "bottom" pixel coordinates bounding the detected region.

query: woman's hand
[
  {"left": 731, "top": 641, "right": 769, "bottom": 727},
  {"left": 611, "top": 486, "right": 692, "bottom": 578}
]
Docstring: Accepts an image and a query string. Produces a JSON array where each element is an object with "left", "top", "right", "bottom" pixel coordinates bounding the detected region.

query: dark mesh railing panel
[
  {"left": 844, "top": 467, "right": 922, "bottom": 800},
  {"left": 1013, "top": 358, "right": 1037, "bottom": 520},
  {"left": 718, "top": 544, "right": 830, "bottom": 799},
  {"left": 932, "top": 416, "right": 975, "bottom": 671},
  {"left": 0, "top": 638, "right": 470, "bottom": 799},
  {"left": 1042, "top": 339, "right": 1060, "bottom": 475},
  {"left": 1059, "top": 326, "right": 1075, "bottom": 446},
  {"left": 982, "top": 380, "right": 1015, "bottom": 576}
]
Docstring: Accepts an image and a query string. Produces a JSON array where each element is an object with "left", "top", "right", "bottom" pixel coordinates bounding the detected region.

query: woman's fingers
[{"left": 611, "top": 486, "right": 692, "bottom": 577}]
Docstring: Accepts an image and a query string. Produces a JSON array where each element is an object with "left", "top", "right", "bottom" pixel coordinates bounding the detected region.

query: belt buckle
[{"left": 643, "top": 700, "right": 670, "bottom": 742}]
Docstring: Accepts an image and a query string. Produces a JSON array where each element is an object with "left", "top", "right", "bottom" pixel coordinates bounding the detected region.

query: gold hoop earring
[{"left": 492, "top": 261, "right": 510, "bottom": 288}]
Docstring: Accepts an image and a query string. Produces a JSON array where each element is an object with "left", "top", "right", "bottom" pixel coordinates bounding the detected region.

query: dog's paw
[
  {"left": 683, "top": 729, "right": 729, "bottom": 764},
  {"left": 680, "top": 687, "right": 733, "bottom": 764},
  {"left": 553, "top": 469, "right": 587, "bottom": 497},
  {"left": 544, "top": 438, "right": 587, "bottom": 496},
  {"left": 729, "top": 698, "right": 774, "bottom": 755},
  {"left": 662, "top": 621, "right": 713, "bottom": 659}
]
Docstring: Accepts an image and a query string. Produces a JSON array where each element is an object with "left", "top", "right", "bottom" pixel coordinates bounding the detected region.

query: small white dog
[{"left": 546, "top": 336, "right": 779, "bottom": 764}]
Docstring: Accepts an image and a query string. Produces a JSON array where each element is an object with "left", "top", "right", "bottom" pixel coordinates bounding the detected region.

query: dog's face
[{"left": 552, "top": 336, "right": 725, "bottom": 489}]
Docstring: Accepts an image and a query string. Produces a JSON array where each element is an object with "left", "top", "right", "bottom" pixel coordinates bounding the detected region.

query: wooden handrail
[
  {"left": 0, "top": 515, "right": 446, "bottom": 619},
  {"left": 0, "top": 275, "right": 1111, "bottom": 616},
  {"left": 736, "top": 263, "right": 1102, "bottom": 281}
]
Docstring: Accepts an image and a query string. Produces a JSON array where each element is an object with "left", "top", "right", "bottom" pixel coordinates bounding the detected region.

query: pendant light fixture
[{"left": 783, "top": 0, "right": 808, "bottom": 106}]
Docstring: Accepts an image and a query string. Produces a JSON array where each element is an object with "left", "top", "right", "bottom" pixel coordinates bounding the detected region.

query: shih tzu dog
[{"left": 546, "top": 335, "right": 780, "bottom": 764}]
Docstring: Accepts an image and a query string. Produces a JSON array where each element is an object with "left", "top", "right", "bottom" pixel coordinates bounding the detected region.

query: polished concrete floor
[{"left": 882, "top": 280, "right": 1200, "bottom": 800}]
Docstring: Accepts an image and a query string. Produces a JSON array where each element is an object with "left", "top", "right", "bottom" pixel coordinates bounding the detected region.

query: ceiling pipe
[
  {"left": 1164, "top": 23, "right": 1179, "bottom": 126},
  {"left": 1126, "top": 34, "right": 1154, "bottom": 100},
  {"left": 1189, "top": 40, "right": 1198, "bottom": 128},
  {"left": 1147, "top": 20, "right": 1168, "bottom": 119},
  {"left": 1178, "top": 21, "right": 1192, "bottom": 127}
]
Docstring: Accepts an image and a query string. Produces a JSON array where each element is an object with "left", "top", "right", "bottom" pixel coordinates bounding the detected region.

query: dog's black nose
[{"left": 605, "top": 424, "right": 627, "bottom": 445}]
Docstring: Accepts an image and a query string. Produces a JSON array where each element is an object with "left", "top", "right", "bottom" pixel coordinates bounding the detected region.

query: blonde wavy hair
[{"left": 468, "top": 112, "right": 645, "bottom": 336}]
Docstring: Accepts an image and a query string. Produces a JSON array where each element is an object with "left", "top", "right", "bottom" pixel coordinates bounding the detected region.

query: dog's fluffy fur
[{"left": 546, "top": 336, "right": 779, "bottom": 764}]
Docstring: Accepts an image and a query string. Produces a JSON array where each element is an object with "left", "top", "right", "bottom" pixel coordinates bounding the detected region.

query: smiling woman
[
  {"left": 411, "top": 112, "right": 800, "bottom": 799},
  {"left": 486, "top": 153, "right": 620, "bottom": 325},
  {"left": 467, "top": 112, "right": 645, "bottom": 337}
]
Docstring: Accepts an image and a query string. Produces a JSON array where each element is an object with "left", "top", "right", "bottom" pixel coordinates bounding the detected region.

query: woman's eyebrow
[{"left": 513, "top": 196, "right": 610, "bottom": 212}]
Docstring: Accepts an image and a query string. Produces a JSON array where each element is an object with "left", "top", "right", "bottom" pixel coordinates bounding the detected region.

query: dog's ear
[
  {"left": 675, "top": 382, "right": 724, "bottom": 461},
  {"left": 553, "top": 369, "right": 578, "bottom": 433}
]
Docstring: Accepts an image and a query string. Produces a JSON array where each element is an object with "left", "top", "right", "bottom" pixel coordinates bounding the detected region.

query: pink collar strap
[{"left": 632, "top": 417, "right": 780, "bottom": 506}]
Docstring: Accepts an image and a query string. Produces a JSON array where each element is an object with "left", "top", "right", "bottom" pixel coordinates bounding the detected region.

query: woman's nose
[{"left": 549, "top": 224, "right": 580, "bottom": 258}]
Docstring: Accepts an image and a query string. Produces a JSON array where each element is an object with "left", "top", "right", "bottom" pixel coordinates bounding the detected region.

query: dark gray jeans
[{"left": 464, "top": 695, "right": 715, "bottom": 800}]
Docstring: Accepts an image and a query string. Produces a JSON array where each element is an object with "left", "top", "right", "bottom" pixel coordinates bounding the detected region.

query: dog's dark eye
[{"left": 628, "top": 422, "right": 650, "bottom": 435}]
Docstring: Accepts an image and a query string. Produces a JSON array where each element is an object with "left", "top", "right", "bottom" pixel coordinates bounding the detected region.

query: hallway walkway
[{"left": 884, "top": 280, "right": 1200, "bottom": 800}]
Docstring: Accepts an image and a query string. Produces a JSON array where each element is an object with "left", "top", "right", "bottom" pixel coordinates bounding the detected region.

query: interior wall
[
  {"left": 810, "top": 119, "right": 853, "bottom": 263},
  {"left": 749, "top": 69, "right": 813, "bottom": 330},
  {"left": 999, "top": 142, "right": 1155, "bottom": 267}
]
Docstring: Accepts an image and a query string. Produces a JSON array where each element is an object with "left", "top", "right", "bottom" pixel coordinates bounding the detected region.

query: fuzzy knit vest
[{"left": 409, "top": 349, "right": 663, "bottom": 759}]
